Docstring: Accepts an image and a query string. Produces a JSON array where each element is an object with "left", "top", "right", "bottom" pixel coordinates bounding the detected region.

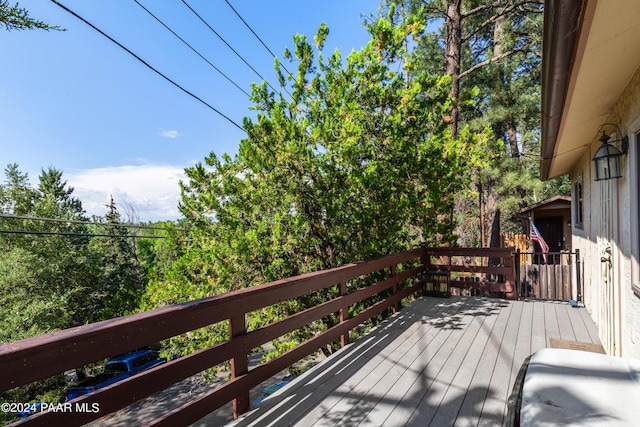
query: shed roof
[{"left": 517, "top": 195, "right": 571, "bottom": 215}]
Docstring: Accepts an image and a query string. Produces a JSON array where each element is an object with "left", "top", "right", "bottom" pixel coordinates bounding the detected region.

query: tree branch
[
  {"left": 459, "top": 46, "right": 528, "bottom": 79},
  {"left": 461, "top": 0, "right": 542, "bottom": 44}
]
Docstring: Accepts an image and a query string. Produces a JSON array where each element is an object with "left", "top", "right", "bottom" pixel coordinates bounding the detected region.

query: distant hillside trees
[
  {"left": 0, "top": 164, "right": 147, "bottom": 343},
  {"left": 0, "top": 164, "right": 174, "bottom": 422}
]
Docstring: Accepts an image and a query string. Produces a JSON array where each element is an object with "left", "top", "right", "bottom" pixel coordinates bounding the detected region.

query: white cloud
[
  {"left": 67, "top": 165, "right": 187, "bottom": 222},
  {"left": 159, "top": 129, "right": 179, "bottom": 139}
]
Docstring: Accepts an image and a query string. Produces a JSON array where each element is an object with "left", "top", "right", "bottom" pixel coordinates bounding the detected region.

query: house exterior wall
[{"left": 570, "top": 65, "right": 640, "bottom": 358}]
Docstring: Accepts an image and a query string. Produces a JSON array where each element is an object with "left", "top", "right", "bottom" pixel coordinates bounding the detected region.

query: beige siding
[{"left": 570, "top": 64, "right": 640, "bottom": 358}]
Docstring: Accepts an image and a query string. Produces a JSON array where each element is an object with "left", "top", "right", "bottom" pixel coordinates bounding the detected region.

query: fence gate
[{"left": 514, "top": 250, "right": 581, "bottom": 301}]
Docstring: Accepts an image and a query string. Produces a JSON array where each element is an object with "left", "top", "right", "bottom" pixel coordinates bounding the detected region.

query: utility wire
[
  {"left": 0, "top": 213, "right": 187, "bottom": 232},
  {"left": 0, "top": 229, "right": 170, "bottom": 238},
  {"left": 134, "top": 0, "right": 250, "bottom": 98},
  {"left": 223, "top": 0, "right": 292, "bottom": 76},
  {"left": 180, "top": 0, "right": 287, "bottom": 97},
  {"left": 50, "top": 0, "right": 246, "bottom": 133}
]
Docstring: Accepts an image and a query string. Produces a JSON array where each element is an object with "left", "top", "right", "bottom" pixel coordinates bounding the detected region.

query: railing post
[
  {"left": 420, "top": 244, "right": 429, "bottom": 297},
  {"left": 230, "top": 314, "right": 249, "bottom": 418},
  {"left": 504, "top": 249, "right": 517, "bottom": 300},
  {"left": 420, "top": 243, "right": 431, "bottom": 270},
  {"left": 515, "top": 249, "right": 521, "bottom": 298},
  {"left": 339, "top": 281, "right": 349, "bottom": 347},
  {"left": 575, "top": 249, "right": 582, "bottom": 302},
  {"left": 391, "top": 265, "right": 399, "bottom": 313}
]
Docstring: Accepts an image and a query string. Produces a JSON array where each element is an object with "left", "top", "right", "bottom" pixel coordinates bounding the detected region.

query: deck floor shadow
[{"left": 228, "top": 296, "right": 601, "bottom": 427}]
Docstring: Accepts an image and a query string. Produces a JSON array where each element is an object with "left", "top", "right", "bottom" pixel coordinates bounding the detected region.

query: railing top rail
[
  {"left": 515, "top": 251, "right": 577, "bottom": 255},
  {"left": 423, "top": 247, "right": 515, "bottom": 257}
]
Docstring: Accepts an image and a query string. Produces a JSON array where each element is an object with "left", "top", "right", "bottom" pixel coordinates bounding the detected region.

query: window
[
  {"left": 132, "top": 353, "right": 156, "bottom": 367},
  {"left": 104, "top": 362, "right": 127, "bottom": 373},
  {"left": 573, "top": 175, "right": 584, "bottom": 229}
]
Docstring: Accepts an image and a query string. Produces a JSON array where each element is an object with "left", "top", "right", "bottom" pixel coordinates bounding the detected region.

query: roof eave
[{"left": 540, "top": 0, "right": 588, "bottom": 181}]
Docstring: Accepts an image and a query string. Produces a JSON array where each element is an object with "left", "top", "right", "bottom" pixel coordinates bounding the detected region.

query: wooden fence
[
  {"left": 0, "top": 246, "right": 516, "bottom": 426},
  {"left": 501, "top": 233, "right": 528, "bottom": 265},
  {"left": 515, "top": 250, "right": 581, "bottom": 301}
]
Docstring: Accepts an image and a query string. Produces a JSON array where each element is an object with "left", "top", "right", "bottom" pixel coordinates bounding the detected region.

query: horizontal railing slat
[
  {"left": 450, "top": 280, "right": 512, "bottom": 292},
  {"left": 424, "top": 247, "right": 514, "bottom": 257},
  {"left": 427, "top": 265, "right": 512, "bottom": 275}
]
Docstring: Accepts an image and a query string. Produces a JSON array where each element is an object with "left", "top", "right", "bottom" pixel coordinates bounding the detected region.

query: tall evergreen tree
[
  {"left": 0, "top": 163, "right": 35, "bottom": 215},
  {"left": 89, "top": 197, "right": 146, "bottom": 320},
  {"left": 0, "top": 165, "right": 89, "bottom": 342},
  {"left": 383, "top": 0, "right": 566, "bottom": 245}
]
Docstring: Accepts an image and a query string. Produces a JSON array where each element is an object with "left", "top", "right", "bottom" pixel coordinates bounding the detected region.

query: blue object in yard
[
  {"left": 16, "top": 402, "right": 41, "bottom": 418},
  {"left": 66, "top": 349, "right": 166, "bottom": 401},
  {"left": 252, "top": 395, "right": 267, "bottom": 406},
  {"left": 262, "top": 380, "right": 289, "bottom": 396},
  {"left": 569, "top": 299, "right": 578, "bottom": 308},
  {"left": 252, "top": 380, "right": 291, "bottom": 406}
]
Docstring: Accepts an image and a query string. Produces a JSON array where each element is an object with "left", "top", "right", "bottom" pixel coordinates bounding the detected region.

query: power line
[
  {"left": 180, "top": 0, "right": 286, "bottom": 97},
  {"left": 133, "top": 0, "right": 251, "bottom": 98},
  {"left": 50, "top": 0, "right": 246, "bottom": 133},
  {"left": 0, "top": 229, "right": 170, "bottom": 238},
  {"left": 223, "top": 0, "right": 292, "bottom": 76},
  {"left": 0, "top": 213, "right": 188, "bottom": 232}
]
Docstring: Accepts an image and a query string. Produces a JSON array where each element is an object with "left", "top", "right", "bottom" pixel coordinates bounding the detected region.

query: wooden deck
[{"left": 229, "top": 296, "right": 601, "bottom": 427}]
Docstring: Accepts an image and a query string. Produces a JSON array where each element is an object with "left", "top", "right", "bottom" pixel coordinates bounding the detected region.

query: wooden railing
[
  {"left": 423, "top": 247, "right": 516, "bottom": 299},
  {"left": 0, "top": 246, "right": 515, "bottom": 426},
  {"left": 0, "top": 249, "right": 425, "bottom": 426}
]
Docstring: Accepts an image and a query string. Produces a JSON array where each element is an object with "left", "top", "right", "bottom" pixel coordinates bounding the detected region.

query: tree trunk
[
  {"left": 477, "top": 179, "right": 485, "bottom": 247},
  {"left": 507, "top": 122, "right": 521, "bottom": 159},
  {"left": 444, "top": 0, "right": 462, "bottom": 138}
]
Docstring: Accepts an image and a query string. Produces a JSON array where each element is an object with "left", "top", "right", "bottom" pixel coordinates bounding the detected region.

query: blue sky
[{"left": 1, "top": 0, "right": 378, "bottom": 221}]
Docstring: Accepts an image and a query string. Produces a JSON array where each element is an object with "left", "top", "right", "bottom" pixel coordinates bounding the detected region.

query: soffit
[{"left": 547, "top": 0, "right": 640, "bottom": 179}]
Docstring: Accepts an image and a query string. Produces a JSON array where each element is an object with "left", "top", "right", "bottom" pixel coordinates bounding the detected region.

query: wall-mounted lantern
[{"left": 592, "top": 123, "right": 629, "bottom": 181}]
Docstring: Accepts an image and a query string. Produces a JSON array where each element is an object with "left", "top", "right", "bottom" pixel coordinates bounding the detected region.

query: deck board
[
  {"left": 529, "top": 300, "right": 547, "bottom": 353},
  {"left": 555, "top": 302, "right": 577, "bottom": 340},
  {"left": 454, "top": 299, "right": 508, "bottom": 427},
  {"left": 406, "top": 299, "right": 489, "bottom": 426},
  {"left": 477, "top": 299, "right": 521, "bottom": 425},
  {"left": 230, "top": 296, "right": 602, "bottom": 427},
  {"left": 429, "top": 299, "right": 501, "bottom": 427}
]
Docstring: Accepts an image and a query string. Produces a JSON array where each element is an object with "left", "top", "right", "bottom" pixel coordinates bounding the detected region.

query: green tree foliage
[
  {"left": 0, "top": 166, "right": 164, "bottom": 422},
  {"left": 385, "top": 0, "right": 568, "bottom": 245},
  {"left": 141, "top": 11, "right": 489, "bottom": 358},
  {"left": 0, "top": 166, "right": 89, "bottom": 342},
  {"left": 0, "top": 166, "right": 150, "bottom": 342},
  {"left": 0, "top": 0, "right": 64, "bottom": 31},
  {"left": 87, "top": 197, "right": 147, "bottom": 320},
  {"left": 0, "top": 163, "right": 35, "bottom": 215}
]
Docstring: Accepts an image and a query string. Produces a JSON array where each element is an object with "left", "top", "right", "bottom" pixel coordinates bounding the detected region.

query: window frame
[
  {"left": 573, "top": 175, "right": 584, "bottom": 230},
  {"left": 632, "top": 129, "right": 640, "bottom": 297}
]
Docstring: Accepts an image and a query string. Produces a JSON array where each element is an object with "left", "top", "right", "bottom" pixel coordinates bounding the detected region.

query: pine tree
[{"left": 0, "top": 1, "right": 64, "bottom": 31}]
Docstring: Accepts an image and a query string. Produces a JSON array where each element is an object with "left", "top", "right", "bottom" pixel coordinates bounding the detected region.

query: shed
[{"left": 517, "top": 195, "right": 572, "bottom": 253}]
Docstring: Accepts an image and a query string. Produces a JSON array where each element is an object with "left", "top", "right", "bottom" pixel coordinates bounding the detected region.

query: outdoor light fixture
[{"left": 592, "top": 123, "right": 629, "bottom": 181}]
